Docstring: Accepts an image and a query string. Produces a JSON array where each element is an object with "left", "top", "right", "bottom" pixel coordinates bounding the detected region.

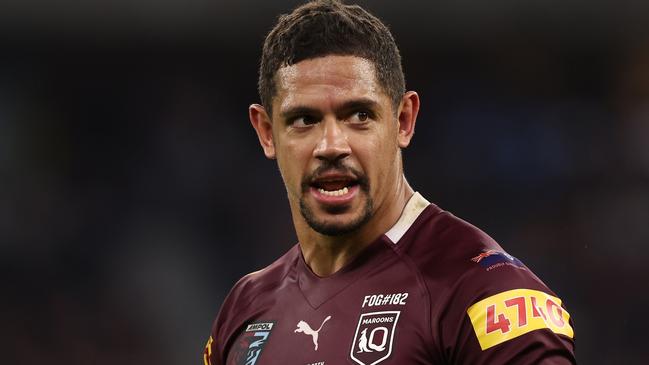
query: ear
[
  {"left": 249, "top": 104, "right": 276, "bottom": 159},
  {"left": 397, "top": 91, "right": 420, "bottom": 148}
]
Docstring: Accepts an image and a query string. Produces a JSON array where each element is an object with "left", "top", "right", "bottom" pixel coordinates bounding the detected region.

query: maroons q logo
[{"left": 350, "top": 311, "right": 400, "bottom": 365}]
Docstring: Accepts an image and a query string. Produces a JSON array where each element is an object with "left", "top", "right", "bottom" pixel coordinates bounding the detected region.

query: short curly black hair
[{"left": 259, "top": 0, "right": 405, "bottom": 115}]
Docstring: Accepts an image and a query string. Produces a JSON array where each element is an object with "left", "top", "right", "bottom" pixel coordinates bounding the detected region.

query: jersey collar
[
  {"left": 384, "top": 192, "right": 430, "bottom": 244},
  {"left": 294, "top": 192, "right": 430, "bottom": 309}
]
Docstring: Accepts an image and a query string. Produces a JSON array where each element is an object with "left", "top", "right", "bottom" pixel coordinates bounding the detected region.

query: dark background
[{"left": 2, "top": 0, "right": 648, "bottom": 363}]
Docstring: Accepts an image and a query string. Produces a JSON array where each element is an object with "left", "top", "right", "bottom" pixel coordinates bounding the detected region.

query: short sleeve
[{"left": 438, "top": 253, "right": 576, "bottom": 364}]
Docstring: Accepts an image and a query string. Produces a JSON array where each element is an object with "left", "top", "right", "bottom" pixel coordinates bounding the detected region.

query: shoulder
[
  {"left": 401, "top": 200, "right": 570, "bottom": 313},
  {"left": 224, "top": 244, "right": 299, "bottom": 308},
  {"left": 209, "top": 244, "right": 299, "bottom": 336},
  {"left": 204, "top": 245, "right": 299, "bottom": 365},
  {"left": 397, "top": 203, "right": 546, "bottom": 287},
  {"left": 444, "top": 247, "right": 575, "bottom": 363},
  {"left": 398, "top": 203, "right": 507, "bottom": 280},
  {"left": 399, "top": 203, "right": 575, "bottom": 363},
  {"left": 391, "top": 196, "right": 539, "bottom": 295}
]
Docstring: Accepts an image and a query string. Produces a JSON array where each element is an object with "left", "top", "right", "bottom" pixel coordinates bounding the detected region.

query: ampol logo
[
  {"left": 350, "top": 311, "right": 400, "bottom": 365},
  {"left": 232, "top": 321, "right": 275, "bottom": 365}
]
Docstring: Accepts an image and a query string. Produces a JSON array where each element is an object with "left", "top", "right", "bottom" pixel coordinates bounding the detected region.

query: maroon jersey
[{"left": 204, "top": 193, "right": 575, "bottom": 365}]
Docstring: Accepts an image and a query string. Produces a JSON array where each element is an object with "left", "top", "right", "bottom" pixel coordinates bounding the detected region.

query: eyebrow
[
  {"left": 279, "top": 98, "right": 381, "bottom": 120},
  {"left": 337, "top": 98, "right": 380, "bottom": 115},
  {"left": 280, "top": 106, "right": 320, "bottom": 121}
]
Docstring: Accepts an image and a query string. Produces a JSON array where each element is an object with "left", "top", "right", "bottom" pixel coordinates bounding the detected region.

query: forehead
[{"left": 273, "top": 55, "right": 387, "bottom": 113}]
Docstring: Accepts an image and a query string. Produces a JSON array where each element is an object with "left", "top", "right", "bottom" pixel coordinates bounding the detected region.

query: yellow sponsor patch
[
  {"left": 467, "top": 289, "right": 573, "bottom": 350},
  {"left": 203, "top": 336, "right": 214, "bottom": 365}
]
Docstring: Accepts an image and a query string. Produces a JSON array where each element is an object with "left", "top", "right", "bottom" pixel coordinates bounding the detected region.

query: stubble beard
[
  {"left": 299, "top": 190, "right": 373, "bottom": 236},
  {"left": 299, "top": 165, "right": 373, "bottom": 236}
]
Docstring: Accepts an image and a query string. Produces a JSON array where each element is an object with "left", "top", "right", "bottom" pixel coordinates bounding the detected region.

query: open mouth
[{"left": 310, "top": 176, "right": 359, "bottom": 197}]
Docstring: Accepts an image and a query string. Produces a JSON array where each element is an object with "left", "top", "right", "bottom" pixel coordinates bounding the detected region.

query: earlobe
[
  {"left": 249, "top": 104, "right": 276, "bottom": 159},
  {"left": 397, "top": 91, "right": 420, "bottom": 148}
]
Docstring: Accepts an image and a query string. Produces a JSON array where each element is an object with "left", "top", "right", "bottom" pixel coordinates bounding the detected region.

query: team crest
[
  {"left": 232, "top": 321, "right": 275, "bottom": 365},
  {"left": 350, "top": 311, "right": 400, "bottom": 365}
]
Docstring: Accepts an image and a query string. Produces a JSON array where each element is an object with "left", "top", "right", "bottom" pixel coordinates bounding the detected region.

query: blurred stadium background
[{"left": 1, "top": 0, "right": 648, "bottom": 363}]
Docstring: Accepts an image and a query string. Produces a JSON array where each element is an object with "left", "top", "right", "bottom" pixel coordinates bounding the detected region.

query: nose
[{"left": 313, "top": 117, "right": 351, "bottom": 162}]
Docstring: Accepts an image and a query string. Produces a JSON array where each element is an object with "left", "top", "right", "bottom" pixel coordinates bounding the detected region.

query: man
[{"left": 204, "top": 1, "right": 576, "bottom": 364}]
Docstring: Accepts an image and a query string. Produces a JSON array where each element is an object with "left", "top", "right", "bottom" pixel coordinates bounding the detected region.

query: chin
[
  {"left": 302, "top": 207, "right": 374, "bottom": 237},
  {"left": 309, "top": 220, "right": 362, "bottom": 236},
  {"left": 299, "top": 191, "right": 374, "bottom": 237}
]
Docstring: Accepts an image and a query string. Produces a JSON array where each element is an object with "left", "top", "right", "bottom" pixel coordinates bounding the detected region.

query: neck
[{"left": 294, "top": 175, "right": 414, "bottom": 277}]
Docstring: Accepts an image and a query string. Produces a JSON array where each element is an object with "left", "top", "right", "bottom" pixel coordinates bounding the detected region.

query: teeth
[{"left": 318, "top": 186, "right": 349, "bottom": 197}]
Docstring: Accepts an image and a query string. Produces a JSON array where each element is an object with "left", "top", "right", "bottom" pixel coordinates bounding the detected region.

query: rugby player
[{"left": 204, "top": 1, "right": 575, "bottom": 364}]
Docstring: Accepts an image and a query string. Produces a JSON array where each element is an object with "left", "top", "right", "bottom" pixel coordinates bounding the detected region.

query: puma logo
[{"left": 294, "top": 315, "right": 332, "bottom": 351}]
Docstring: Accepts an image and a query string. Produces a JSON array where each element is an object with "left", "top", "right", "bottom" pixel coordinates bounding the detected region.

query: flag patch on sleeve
[{"left": 466, "top": 289, "right": 574, "bottom": 350}]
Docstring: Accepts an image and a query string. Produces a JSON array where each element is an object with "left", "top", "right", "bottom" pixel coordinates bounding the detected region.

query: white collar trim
[{"left": 385, "top": 192, "right": 430, "bottom": 244}]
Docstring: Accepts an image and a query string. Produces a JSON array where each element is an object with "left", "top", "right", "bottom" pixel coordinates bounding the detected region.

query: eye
[
  {"left": 291, "top": 115, "right": 319, "bottom": 128},
  {"left": 349, "top": 110, "right": 372, "bottom": 124},
  {"left": 357, "top": 111, "right": 369, "bottom": 121}
]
